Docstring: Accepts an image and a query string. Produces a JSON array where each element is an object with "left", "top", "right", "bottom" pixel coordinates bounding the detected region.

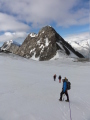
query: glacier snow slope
[{"left": 0, "top": 53, "right": 90, "bottom": 120}]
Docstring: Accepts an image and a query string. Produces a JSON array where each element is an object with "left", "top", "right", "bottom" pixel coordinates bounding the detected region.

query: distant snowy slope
[
  {"left": 68, "top": 39, "right": 90, "bottom": 58},
  {"left": 65, "top": 32, "right": 90, "bottom": 58}
]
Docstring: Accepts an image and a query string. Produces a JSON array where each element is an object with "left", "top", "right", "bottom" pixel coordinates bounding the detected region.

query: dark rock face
[
  {"left": 16, "top": 26, "right": 84, "bottom": 60},
  {"left": 7, "top": 43, "right": 20, "bottom": 54}
]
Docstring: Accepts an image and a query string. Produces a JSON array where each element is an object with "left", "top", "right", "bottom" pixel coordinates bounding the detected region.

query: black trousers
[
  {"left": 54, "top": 76, "right": 56, "bottom": 81},
  {"left": 60, "top": 90, "right": 69, "bottom": 100}
]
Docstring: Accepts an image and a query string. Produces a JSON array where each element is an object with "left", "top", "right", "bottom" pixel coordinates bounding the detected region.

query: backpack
[{"left": 67, "top": 81, "right": 71, "bottom": 90}]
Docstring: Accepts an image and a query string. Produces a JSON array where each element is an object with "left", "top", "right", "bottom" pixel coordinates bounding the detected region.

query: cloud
[
  {"left": 0, "top": 32, "right": 28, "bottom": 43},
  {"left": 0, "top": 12, "right": 30, "bottom": 32},
  {"left": 0, "top": 0, "right": 89, "bottom": 30},
  {"left": 64, "top": 32, "right": 90, "bottom": 42}
]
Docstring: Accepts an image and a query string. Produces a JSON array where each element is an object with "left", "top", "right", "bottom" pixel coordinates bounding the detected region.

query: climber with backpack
[
  {"left": 58, "top": 75, "right": 61, "bottom": 83},
  {"left": 59, "top": 77, "right": 71, "bottom": 102}
]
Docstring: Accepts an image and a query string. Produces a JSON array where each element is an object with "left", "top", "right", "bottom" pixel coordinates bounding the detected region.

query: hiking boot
[
  {"left": 65, "top": 100, "right": 69, "bottom": 102},
  {"left": 59, "top": 99, "right": 62, "bottom": 101}
]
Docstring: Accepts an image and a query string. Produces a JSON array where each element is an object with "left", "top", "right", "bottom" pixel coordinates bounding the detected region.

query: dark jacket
[{"left": 58, "top": 76, "right": 61, "bottom": 80}]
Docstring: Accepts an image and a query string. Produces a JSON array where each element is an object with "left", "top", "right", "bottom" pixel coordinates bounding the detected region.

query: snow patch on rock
[
  {"left": 30, "top": 33, "right": 38, "bottom": 37},
  {"left": 44, "top": 38, "right": 50, "bottom": 46},
  {"left": 31, "top": 52, "right": 39, "bottom": 61}
]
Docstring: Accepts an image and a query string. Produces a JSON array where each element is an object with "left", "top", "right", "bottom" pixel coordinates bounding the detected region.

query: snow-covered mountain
[
  {"left": 68, "top": 39, "right": 90, "bottom": 58},
  {"left": 0, "top": 40, "right": 21, "bottom": 53}
]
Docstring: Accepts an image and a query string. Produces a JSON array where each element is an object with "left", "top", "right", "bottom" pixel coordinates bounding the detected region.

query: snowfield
[{"left": 0, "top": 53, "right": 90, "bottom": 120}]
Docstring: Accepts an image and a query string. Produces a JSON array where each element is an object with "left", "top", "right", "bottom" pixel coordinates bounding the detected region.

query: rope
[{"left": 68, "top": 95, "right": 72, "bottom": 120}]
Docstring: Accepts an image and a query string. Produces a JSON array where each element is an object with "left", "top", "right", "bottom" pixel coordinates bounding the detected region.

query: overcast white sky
[{"left": 0, "top": 0, "right": 89, "bottom": 44}]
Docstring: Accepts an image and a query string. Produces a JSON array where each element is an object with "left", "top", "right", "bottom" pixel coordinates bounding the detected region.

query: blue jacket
[{"left": 63, "top": 81, "right": 67, "bottom": 92}]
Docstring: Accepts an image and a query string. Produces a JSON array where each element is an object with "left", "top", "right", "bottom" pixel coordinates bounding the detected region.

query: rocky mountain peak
[
  {"left": 15, "top": 26, "right": 84, "bottom": 60},
  {"left": 15, "top": 26, "right": 59, "bottom": 60}
]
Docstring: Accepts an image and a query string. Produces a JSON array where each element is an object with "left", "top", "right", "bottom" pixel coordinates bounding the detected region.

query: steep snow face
[{"left": 69, "top": 39, "right": 90, "bottom": 58}]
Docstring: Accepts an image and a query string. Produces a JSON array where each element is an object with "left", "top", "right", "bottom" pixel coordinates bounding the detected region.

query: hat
[{"left": 65, "top": 77, "right": 67, "bottom": 80}]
